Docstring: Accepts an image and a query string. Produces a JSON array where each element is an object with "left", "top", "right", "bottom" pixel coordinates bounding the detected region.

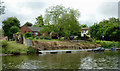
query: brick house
[{"left": 20, "top": 25, "right": 43, "bottom": 36}]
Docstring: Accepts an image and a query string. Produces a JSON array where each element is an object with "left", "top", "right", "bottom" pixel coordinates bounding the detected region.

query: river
[{"left": 1, "top": 51, "right": 119, "bottom": 69}]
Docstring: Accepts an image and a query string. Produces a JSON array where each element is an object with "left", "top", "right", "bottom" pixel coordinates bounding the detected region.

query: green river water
[{"left": 1, "top": 51, "right": 119, "bottom": 69}]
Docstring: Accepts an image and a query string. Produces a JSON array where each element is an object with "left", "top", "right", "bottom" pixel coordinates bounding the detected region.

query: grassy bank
[
  {"left": 1, "top": 40, "right": 119, "bottom": 54},
  {"left": 96, "top": 40, "right": 120, "bottom": 49},
  {"left": 2, "top": 41, "right": 35, "bottom": 54}
]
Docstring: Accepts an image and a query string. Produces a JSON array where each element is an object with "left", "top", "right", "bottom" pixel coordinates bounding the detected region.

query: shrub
[
  {"left": 96, "top": 41, "right": 119, "bottom": 48},
  {"left": 115, "top": 42, "right": 120, "bottom": 48},
  {"left": 27, "top": 46, "right": 35, "bottom": 54},
  {"left": 100, "top": 42, "right": 110, "bottom": 48},
  {"left": 36, "top": 36, "right": 39, "bottom": 40},
  {"left": 40, "top": 36, "right": 51, "bottom": 40},
  {"left": 87, "top": 38, "right": 93, "bottom": 42},
  {"left": 25, "top": 32, "right": 31, "bottom": 38},
  {"left": 84, "top": 34, "right": 89, "bottom": 40},
  {"left": 2, "top": 40, "right": 8, "bottom": 47},
  {"left": 28, "top": 37, "right": 33, "bottom": 40},
  {"left": 96, "top": 40, "right": 101, "bottom": 44},
  {"left": 77, "top": 33, "right": 81, "bottom": 39}
]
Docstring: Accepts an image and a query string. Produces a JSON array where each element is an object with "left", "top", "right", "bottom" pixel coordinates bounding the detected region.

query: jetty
[
  {"left": 39, "top": 49, "right": 93, "bottom": 54},
  {"left": 38, "top": 48, "right": 120, "bottom": 54}
]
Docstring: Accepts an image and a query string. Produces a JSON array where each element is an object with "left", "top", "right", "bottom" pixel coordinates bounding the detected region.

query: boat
[{"left": 92, "top": 47, "right": 105, "bottom": 52}]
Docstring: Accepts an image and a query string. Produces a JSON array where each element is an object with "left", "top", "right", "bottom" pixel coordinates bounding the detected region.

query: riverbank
[
  {"left": 32, "top": 40, "right": 101, "bottom": 50},
  {"left": 2, "top": 41, "right": 30, "bottom": 54},
  {"left": 1, "top": 40, "right": 120, "bottom": 56}
]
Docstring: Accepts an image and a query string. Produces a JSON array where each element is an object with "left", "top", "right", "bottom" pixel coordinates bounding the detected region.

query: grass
[
  {"left": 33, "top": 39, "right": 61, "bottom": 42},
  {"left": 95, "top": 40, "right": 120, "bottom": 48},
  {"left": 2, "top": 41, "right": 29, "bottom": 54}
]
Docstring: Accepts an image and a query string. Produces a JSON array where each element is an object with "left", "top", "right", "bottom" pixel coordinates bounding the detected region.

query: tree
[
  {"left": 58, "top": 13, "right": 81, "bottom": 39},
  {"left": 25, "top": 22, "right": 32, "bottom": 27},
  {"left": 34, "top": 15, "right": 44, "bottom": 27},
  {"left": 104, "top": 24, "right": 120, "bottom": 41},
  {"left": 44, "top": 5, "right": 81, "bottom": 39},
  {"left": 25, "top": 32, "right": 31, "bottom": 38},
  {"left": 2, "top": 17, "right": 20, "bottom": 40},
  {"left": 81, "top": 24, "right": 88, "bottom": 28},
  {"left": 89, "top": 17, "right": 120, "bottom": 41},
  {"left": 9, "top": 26, "right": 19, "bottom": 34}
]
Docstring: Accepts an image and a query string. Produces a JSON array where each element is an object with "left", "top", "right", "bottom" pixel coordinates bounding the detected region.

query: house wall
[
  {"left": 81, "top": 29, "right": 88, "bottom": 36},
  {"left": 20, "top": 25, "right": 32, "bottom": 35},
  {"left": 20, "top": 25, "right": 41, "bottom": 36}
]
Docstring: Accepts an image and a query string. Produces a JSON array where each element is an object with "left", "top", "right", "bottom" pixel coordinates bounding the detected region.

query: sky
[{"left": 0, "top": 0, "right": 119, "bottom": 28}]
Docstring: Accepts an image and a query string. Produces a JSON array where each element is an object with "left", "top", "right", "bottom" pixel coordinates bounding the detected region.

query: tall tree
[
  {"left": 81, "top": 24, "right": 88, "bottom": 28},
  {"left": 34, "top": 15, "right": 44, "bottom": 27},
  {"left": 44, "top": 5, "right": 81, "bottom": 39},
  {"left": 89, "top": 17, "right": 120, "bottom": 41},
  {"left": 2, "top": 17, "right": 20, "bottom": 40},
  {"left": 25, "top": 22, "right": 33, "bottom": 27}
]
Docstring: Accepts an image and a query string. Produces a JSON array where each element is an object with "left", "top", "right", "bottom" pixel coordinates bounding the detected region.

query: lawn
[
  {"left": 2, "top": 41, "right": 29, "bottom": 54},
  {"left": 35, "top": 39, "right": 61, "bottom": 41}
]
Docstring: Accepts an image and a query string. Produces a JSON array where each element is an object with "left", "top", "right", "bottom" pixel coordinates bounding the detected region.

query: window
[{"left": 36, "top": 32, "right": 38, "bottom": 35}]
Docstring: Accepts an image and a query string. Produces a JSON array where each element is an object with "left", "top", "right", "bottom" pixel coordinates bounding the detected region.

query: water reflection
[{"left": 2, "top": 51, "right": 119, "bottom": 69}]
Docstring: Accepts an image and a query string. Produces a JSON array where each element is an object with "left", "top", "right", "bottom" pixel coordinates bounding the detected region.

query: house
[
  {"left": 81, "top": 27, "right": 89, "bottom": 37},
  {"left": 20, "top": 25, "right": 43, "bottom": 36}
]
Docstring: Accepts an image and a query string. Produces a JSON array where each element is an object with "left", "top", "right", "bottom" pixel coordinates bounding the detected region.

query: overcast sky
[{"left": 0, "top": 0, "right": 119, "bottom": 28}]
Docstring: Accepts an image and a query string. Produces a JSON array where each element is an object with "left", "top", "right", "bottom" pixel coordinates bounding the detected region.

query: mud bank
[{"left": 32, "top": 40, "right": 101, "bottom": 50}]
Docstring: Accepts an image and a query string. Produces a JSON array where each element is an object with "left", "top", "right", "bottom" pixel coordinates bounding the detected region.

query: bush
[
  {"left": 77, "top": 33, "right": 81, "bottom": 39},
  {"left": 115, "top": 42, "right": 120, "bottom": 48},
  {"left": 27, "top": 46, "right": 35, "bottom": 54},
  {"left": 96, "top": 41, "right": 119, "bottom": 48},
  {"left": 36, "top": 36, "right": 39, "bottom": 40},
  {"left": 2, "top": 40, "right": 8, "bottom": 47},
  {"left": 87, "top": 38, "right": 94, "bottom": 42},
  {"left": 100, "top": 42, "right": 111, "bottom": 48},
  {"left": 25, "top": 32, "right": 31, "bottom": 38},
  {"left": 40, "top": 36, "right": 51, "bottom": 40},
  {"left": 96, "top": 40, "right": 101, "bottom": 44}
]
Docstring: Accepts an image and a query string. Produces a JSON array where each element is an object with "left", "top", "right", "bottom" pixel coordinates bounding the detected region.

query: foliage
[
  {"left": 24, "top": 22, "right": 33, "bottom": 27},
  {"left": 95, "top": 40, "right": 120, "bottom": 48},
  {"left": 89, "top": 17, "right": 120, "bottom": 41},
  {"left": 2, "top": 17, "right": 20, "bottom": 40},
  {"left": 2, "top": 40, "right": 8, "bottom": 47},
  {"left": 25, "top": 32, "right": 31, "bottom": 38},
  {"left": 41, "top": 5, "right": 81, "bottom": 39},
  {"left": 2, "top": 41, "right": 28, "bottom": 54},
  {"left": 104, "top": 24, "right": 120, "bottom": 41},
  {"left": 27, "top": 46, "right": 36, "bottom": 54},
  {"left": 40, "top": 36, "right": 51, "bottom": 40},
  {"left": 77, "top": 32, "right": 81, "bottom": 39},
  {"left": 10, "top": 26, "right": 19, "bottom": 34},
  {"left": 81, "top": 24, "right": 88, "bottom": 28},
  {"left": 34, "top": 15, "right": 44, "bottom": 27}
]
